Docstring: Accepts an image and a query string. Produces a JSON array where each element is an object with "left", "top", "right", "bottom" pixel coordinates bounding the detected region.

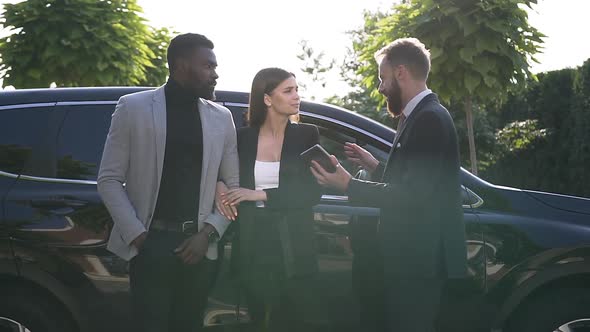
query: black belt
[{"left": 149, "top": 218, "right": 197, "bottom": 234}]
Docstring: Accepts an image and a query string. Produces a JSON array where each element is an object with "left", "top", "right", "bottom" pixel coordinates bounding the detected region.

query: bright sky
[
  {"left": 1, "top": 0, "right": 590, "bottom": 98},
  {"left": 139, "top": 0, "right": 394, "bottom": 98}
]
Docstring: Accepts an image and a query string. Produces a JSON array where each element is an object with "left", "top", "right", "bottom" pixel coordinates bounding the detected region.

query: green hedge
[{"left": 482, "top": 60, "right": 590, "bottom": 198}]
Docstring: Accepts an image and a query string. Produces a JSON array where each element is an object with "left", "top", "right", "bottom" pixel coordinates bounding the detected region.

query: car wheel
[
  {"left": 0, "top": 285, "right": 75, "bottom": 332},
  {"left": 507, "top": 287, "right": 590, "bottom": 332}
]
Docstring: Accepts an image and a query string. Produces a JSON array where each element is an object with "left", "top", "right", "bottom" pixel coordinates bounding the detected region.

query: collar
[
  {"left": 165, "top": 78, "right": 200, "bottom": 106},
  {"left": 402, "top": 88, "right": 432, "bottom": 119}
]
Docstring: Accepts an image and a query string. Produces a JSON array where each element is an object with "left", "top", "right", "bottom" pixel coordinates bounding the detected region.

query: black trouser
[
  {"left": 238, "top": 209, "right": 318, "bottom": 332},
  {"left": 243, "top": 273, "right": 316, "bottom": 332},
  {"left": 129, "top": 230, "right": 219, "bottom": 332},
  {"left": 352, "top": 251, "right": 385, "bottom": 332},
  {"left": 350, "top": 217, "right": 386, "bottom": 332},
  {"left": 384, "top": 277, "right": 443, "bottom": 332}
]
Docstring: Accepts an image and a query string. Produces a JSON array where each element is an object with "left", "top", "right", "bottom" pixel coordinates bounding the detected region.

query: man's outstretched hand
[{"left": 344, "top": 142, "right": 379, "bottom": 173}]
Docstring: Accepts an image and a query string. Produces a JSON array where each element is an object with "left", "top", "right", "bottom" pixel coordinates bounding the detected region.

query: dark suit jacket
[
  {"left": 348, "top": 93, "right": 467, "bottom": 279},
  {"left": 232, "top": 122, "right": 323, "bottom": 278}
]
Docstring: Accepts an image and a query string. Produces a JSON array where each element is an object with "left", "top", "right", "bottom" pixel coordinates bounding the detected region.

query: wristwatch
[{"left": 206, "top": 228, "right": 219, "bottom": 243}]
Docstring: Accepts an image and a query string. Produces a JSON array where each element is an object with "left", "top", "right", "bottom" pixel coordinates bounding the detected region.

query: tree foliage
[
  {"left": 0, "top": 0, "right": 173, "bottom": 88},
  {"left": 483, "top": 62, "right": 590, "bottom": 198},
  {"left": 354, "top": 0, "right": 543, "bottom": 105},
  {"left": 297, "top": 40, "right": 335, "bottom": 100},
  {"left": 326, "top": 11, "right": 390, "bottom": 126},
  {"left": 140, "top": 26, "right": 174, "bottom": 86},
  {"left": 345, "top": 0, "right": 544, "bottom": 174}
]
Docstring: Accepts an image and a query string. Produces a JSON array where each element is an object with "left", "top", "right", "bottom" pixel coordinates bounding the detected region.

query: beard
[
  {"left": 386, "top": 78, "right": 403, "bottom": 117},
  {"left": 194, "top": 84, "right": 216, "bottom": 100}
]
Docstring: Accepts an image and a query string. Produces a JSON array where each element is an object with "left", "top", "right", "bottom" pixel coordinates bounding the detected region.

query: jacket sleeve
[
  {"left": 347, "top": 110, "right": 448, "bottom": 210},
  {"left": 264, "top": 125, "right": 323, "bottom": 209},
  {"left": 97, "top": 97, "right": 146, "bottom": 245},
  {"left": 203, "top": 109, "right": 240, "bottom": 237},
  {"left": 218, "top": 111, "right": 240, "bottom": 190},
  {"left": 371, "top": 162, "right": 386, "bottom": 181}
]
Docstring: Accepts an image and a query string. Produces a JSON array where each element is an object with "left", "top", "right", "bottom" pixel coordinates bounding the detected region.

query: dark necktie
[
  {"left": 382, "top": 113, "right": 407, "bottom": 181},
  {"left": 396, "top": 113, "right": 406, "bottom": 132}
]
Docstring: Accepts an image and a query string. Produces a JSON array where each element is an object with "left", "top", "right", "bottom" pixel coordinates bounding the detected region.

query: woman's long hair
[{"left": 247, "top": 68, "right": 296, "bottom": 127}]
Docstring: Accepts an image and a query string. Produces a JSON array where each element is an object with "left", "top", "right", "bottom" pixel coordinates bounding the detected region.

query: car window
[
  {"left": 306, "top": 122, "right": 387, "bottom": 166},
  {"left": 0, "top": 106, "right": 53, "bottom": 175},
  {"left": 301, "top": 116, "right": 389, "bottom": 195},
  {"left": 55, "top": 104, "right": 115, "bottom": 181},
  {"left": 316, "top": 127, "right": 357, "bottom": 174},
  {"left": 224, "top": 105, "right": 248, "bottom": 129}
]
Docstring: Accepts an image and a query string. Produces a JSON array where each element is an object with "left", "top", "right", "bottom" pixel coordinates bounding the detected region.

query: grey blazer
[{"left": 97, "top": 85, "right": 239, "bottom": 261}]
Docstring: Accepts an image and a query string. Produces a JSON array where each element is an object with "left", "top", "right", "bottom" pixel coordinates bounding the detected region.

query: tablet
[{"left": 300, "top": 144, "right": 337, "bottom": 173}]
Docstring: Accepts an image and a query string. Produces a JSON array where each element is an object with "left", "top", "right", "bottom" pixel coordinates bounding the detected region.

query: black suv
[{"left": 1, "top": 87, "right": 590, "bottom": 332}]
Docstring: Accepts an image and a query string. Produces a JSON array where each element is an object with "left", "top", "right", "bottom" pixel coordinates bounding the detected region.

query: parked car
[{"left": 1, "top": 87, "right": 590, "bottom": 332}]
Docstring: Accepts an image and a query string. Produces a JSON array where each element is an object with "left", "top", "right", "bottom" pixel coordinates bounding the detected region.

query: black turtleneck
[{"left": 153, "top": 79, "right": 203, "bottom": 222}]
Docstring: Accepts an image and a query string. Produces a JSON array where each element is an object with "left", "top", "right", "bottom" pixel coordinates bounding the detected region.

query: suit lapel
[
  {"left": 390, "top": 94, "right": 435, "bottom": 149},
  {"left": 152, "top": 85, "right": 167, "bottom": 183},
  {"left": 198, "top": 98, "right": 213, "bottom": 198},
  {"left": 382, "top": 93, "right": 437, "bottom": 180},
  {"left": 279, "top": 122, "right": 296, "bottom": 179},
  {"left": 244, "top": 126, "right": 259, "bottom": 190},
  {"left": 390, "top": 119, "right": 407, "bottom": 154}
]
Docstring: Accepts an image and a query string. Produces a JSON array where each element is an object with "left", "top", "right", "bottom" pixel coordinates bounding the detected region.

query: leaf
[
  {"left": 97, "top": 61, "right": 108, "bottom": 71},
  {"left": 440, "top": 5, "right": 460, "bottom": 16},
  {"left": 483, "top": 74, "right": 498, "bottom": 88},
  {"left": 485, "top": 19, "right": 506, "bottom": 33},
  {"left": 464, "top": 72, "right": 482, "bottom": 93},
  {"left": 26, "top": 68, "right": 42, "bottom": 80},
  {"left": 430, "top": 47, "right": 443, "bottom": 60},
  {"left": 475, "top": 35, "right": 498, "bottom": 53},
  {"left": 459, "top": 47, "right": 477, "bottom": 64},
  {"left": 456, "top": 14, "right": 479, "bottom": 37}
]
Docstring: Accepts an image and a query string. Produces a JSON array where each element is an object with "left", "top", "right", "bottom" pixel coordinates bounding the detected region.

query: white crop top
[{"left": 254, "top": 161, "right": 280, "bottom": 207}]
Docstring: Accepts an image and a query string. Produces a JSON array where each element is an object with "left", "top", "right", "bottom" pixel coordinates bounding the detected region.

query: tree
[
  {"left": 0, "top": 0, "right": 173, "bottom": 88},
  {"left": 481, "top": 64, "right": 590, "bottom": 198},
  {"left": 140, "top": 26, "right": 175, "bottom": 86},
  {"left": 326, "top": 11, "right": 391, "bottom": 126},
  {"left": 568, "top": 59, "right": 590, "bottom": 196},
  {"left": 296, "top": 39, "right": 335, "bottom": 100},
  {"left": 350, "top": 0, "right": 544, "bottom": 175}
]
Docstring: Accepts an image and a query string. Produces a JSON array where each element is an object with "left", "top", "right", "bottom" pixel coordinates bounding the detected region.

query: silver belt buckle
[{"left": 182, "top": 220, "right": 196, "bottom": 233}]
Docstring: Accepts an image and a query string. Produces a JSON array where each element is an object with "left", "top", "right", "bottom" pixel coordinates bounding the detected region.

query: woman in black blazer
[{"left": 217, "top": 68, "right": 322, "bottom": 331}]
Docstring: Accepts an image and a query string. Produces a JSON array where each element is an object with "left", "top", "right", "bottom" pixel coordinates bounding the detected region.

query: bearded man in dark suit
[{"left": 310, "top": 37, "right": 467, "bottom": 332}]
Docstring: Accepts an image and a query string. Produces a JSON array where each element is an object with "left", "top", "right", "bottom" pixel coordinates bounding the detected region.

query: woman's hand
[
  {"left": 222, "top": 188, "right": 266, "bottom": 206},
  {"left": 215, "top": 181, "right": 237, "bottom": 221}
]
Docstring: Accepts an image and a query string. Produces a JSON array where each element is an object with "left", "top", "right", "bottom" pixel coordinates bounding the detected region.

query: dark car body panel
[{"left": 524, "top": 189, "right": 590, "bottom": 215}]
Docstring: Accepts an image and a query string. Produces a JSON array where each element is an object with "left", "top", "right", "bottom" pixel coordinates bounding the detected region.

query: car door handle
[
  {"left": 31, "top": 198, "right": 88, "bottom": 208},
  {"left": 313, "top": 204, "right": 380, "bottom": 217}
]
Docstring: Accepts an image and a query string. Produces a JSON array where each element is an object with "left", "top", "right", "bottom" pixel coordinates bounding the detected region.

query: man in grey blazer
[
  {"left": 97, "top": 33, "right": 239, "bottom": 332},
  {"left": 311, "top": 38, "right": 467, "bottom": 332}
]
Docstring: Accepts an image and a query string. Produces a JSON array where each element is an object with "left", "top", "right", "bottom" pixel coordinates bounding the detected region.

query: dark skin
[
  {"left": 173, "top": 223, "right": 217, "bottom": 265},
  {"left": 172, "top": 46, "right": 220, "bottom": 100},
  {"left": 131, "top": 46, "right": 221, "bottom": 265}
]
